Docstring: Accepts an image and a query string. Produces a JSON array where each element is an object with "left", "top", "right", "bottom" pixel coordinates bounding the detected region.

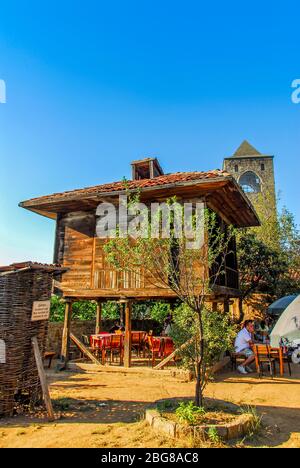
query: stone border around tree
[{"left": 145, "top": 403, "right": 255, "bottom": 441}]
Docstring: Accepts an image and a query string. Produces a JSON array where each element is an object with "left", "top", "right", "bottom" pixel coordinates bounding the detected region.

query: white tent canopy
[{"left": 270, "top": 295, "right": 300, "bottom": 347}]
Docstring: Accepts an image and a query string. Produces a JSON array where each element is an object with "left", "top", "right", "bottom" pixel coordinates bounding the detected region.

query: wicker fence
[{"left": 0, "top": 263, "right": 62, "bottom": 418}]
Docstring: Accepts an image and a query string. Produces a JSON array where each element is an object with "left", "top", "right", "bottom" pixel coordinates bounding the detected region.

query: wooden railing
[{"left": 93, "top": 269, "right": 145, "bottom": 290}]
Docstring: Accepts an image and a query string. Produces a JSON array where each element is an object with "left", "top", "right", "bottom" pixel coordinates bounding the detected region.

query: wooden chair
[
  {"left": 98, "top": 335, "right": 112, "bottom": 365},
  {"left": 89, "top": 335, "right": 100, "bottom": 348},
  {"left": 148, "top": 336, "right": 162, "bottom": 367},
  {"left": 43, "top": 351, "right": 56, "bottom": 369},
  {"left": 254, "top": 345, "right": 277, "bottom": 378},
  {"left": 271, "top": 347, "right": 292, "bottom": 377},
  {"left": 110, "top": 334, "right": 124, "bottom": 365},
  {"left": 161, "top": 337, "right": 176, "bottom": 367},
  {"left": 281, "top": 349, "right": 292, "bottom": 377},
  {"left": 139, "top": 332, "right": 149, "bottom": 358},
  {"left": 230, "top": 351, "right": 246, "bottom": 371},
  {"left": 162, "top": 338, "right": 174, "bottom": 357},
  {"left": 81, "top": 334, "right": 99, "bottom": 358},
  {"left": 131, "top": 331, "right": 146, "bottom": 357}
]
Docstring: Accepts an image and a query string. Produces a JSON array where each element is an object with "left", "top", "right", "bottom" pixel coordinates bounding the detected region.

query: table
[
  {"left": 270, "top": 347, "right": 286, "bottom": 376},
  {"left": 151, "top": 336, "right": 174, "bottom": 357},
  {"left": 90, "top": 331, "right": 147, "bottom": 353},
  {"left": 90, "top": 333, "right": 114, "bottom": 348}
]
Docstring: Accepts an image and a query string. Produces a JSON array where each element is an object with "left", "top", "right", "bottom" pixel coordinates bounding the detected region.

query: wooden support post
[
  {"left": 61, "top": 300, "right": 72, "bottom": 363},
  {"left": 123, "top": 301, "right": 132, "bottom": 368},
  {"left": 95, "top": 300, "right": 102, "bottom": 335},
  {"left": 231, "top": 298, "right": 238, "bottom": 321},
  {"left": 31, "top": 337, "right": 54, "bottom": 421},
  {"left": 223, "top": 299, "right": 230, "bottom": 314},
  {"left": 120, "top": 302, "right": 125, "bottom": 327},
  {"left": 90, "top": 236, "right": 96, "bottom": 288}
]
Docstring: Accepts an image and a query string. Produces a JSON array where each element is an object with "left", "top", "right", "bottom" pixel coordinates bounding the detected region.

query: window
[
  {"left": 261, "top": 163, "right": 265, "bottom": 171},
  {"left": 239, "top": 171, "right": 261, "bottom": 193},
  {"left": 234, "top": 165, "right": 238, "bottom": 173}
]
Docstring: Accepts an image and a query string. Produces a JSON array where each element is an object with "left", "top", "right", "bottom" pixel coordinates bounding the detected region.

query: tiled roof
[
  {"left": 21, "top": 169, "right": 231, "bottom": 205},
  {"left": 0, "top": 262, "right": 65, "bottom": 274},
  {"left": 224, "top": 141, "right": 273, "bottom": 160}
]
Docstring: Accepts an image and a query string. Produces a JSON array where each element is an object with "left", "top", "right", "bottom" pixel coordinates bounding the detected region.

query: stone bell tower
[{"left": 223, "top": 140, "right": 276, "bottom": 217}]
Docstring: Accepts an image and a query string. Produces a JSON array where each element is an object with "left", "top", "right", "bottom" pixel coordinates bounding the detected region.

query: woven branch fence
[{"left": 0, "top": 263, "right": 62, "bottom": 418}]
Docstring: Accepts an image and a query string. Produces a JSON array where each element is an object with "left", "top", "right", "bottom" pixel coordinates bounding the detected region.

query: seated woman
[
  {"left": 256, "top": 320, "right": 270, "bottom": 343},
  {"left": 109, "top": 320, "right": 123, "bottom": 333}
]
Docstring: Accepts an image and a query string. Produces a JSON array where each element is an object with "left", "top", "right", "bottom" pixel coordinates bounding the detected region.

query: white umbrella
[{"left": 270, "top": 295, "right": 300, "bottom": 348}]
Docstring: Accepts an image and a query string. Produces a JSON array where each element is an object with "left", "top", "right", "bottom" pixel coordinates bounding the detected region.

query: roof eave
[
  {"left": 19, "top": 174, "right": 260, "bottom": 227},
  {"left": 19, "top": 176, "right": 231, "bottom": 208},
  {"left": 224, "top": 154, "right": 274, "bottom": 160}
]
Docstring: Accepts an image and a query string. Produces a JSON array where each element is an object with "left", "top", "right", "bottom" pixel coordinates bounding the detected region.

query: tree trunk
[
  {"left": 195, "top": 361, "right": 203, "bottom": 407},
  {"left": 195, "top": 313, "right": 204, "bottom": 407}
]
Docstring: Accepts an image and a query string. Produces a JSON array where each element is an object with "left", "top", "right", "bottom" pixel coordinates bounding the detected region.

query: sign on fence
[{"left": 31, "top": 300, "right": 51, "bottom": 321}]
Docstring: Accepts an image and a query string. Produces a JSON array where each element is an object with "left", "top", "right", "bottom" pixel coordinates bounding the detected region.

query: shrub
[
  {"left": 170, "top": 304, "right": 237, "bottom": 379},
  {"left": 207, "top": 426, "right": 221, "bottom": 444},
  {"left": 175, "top": 401, "right": 206, "bottom": 425}
]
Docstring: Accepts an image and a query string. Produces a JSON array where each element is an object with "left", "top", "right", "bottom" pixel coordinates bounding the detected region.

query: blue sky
[{"left": 0, "top": 1, "right": 299, "bottom": 265}]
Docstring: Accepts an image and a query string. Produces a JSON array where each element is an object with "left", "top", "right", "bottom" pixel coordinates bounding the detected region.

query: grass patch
[
  {"left": 176, "top": 401, "right": 206, "bottom": 425},
  {"left": 158, "top": 399, "right": 237, "bottom": 427},
  {"left": 207, "top": 426, "right": 221, "bottom": 444},
  {"left": 240, "top": 405, "right": 262, "bottom": 435}
]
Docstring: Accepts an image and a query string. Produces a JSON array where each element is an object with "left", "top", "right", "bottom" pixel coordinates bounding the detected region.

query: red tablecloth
[{"left": 90, "top": 333, "right": 114, "bottom": 348}]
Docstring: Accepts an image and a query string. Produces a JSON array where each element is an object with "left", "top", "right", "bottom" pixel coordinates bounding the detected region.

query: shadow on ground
[
  {"left": 1, "top": 365, "right": 299, "bottom": 448},
  {"left": 1, "top": 394, "right": 299, "bottom": 448}
]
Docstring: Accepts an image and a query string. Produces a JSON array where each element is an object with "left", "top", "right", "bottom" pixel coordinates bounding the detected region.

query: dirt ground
[{"left": 0, "top": 362, "right": 300, "bottom": 448}]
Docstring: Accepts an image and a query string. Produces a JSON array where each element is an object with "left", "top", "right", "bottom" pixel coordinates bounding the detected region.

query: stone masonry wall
[{"left": 223, "top": 156, "right": 276, "bottom": 211}]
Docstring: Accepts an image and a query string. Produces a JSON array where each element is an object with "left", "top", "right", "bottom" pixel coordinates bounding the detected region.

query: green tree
[
  {"left": 50, "top": 295, "right": 66, "bottom": 322},
  {"left": 237, "top": 204, "right": 300, "bottom": 321},
  {"left": 251, "top": 189, "right": 280, "bottom": 251},
  {"left": 237, "top": 231, "right": 285, "bottom": 321},
  {"left": 104, "top": 196, "right": 236, "bottom": 406},
  {"left": 276, "top": 207, "right": 300, "bottom": 297},
  {"left": 50, "top": 296, "right": 123, "bottom": 322},
  {"left": 171, "top": 304, "right": 237, "bottom": 390}
]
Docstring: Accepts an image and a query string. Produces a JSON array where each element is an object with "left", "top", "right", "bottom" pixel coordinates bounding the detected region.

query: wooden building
[{"left": 20, "top": 158, "right": 260, "bottom": 366}]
